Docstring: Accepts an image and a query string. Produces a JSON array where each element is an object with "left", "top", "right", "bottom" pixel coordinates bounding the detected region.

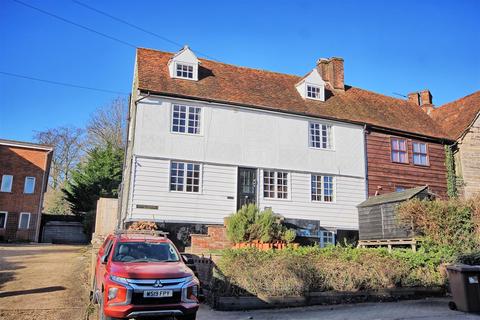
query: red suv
[{"left": 92, "top": 231, "right": 199, "bottom": 320}]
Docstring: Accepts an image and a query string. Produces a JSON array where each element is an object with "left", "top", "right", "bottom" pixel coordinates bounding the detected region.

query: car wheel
[
  {"left": 176, "top": 312, "right": 197, "bottom": 320},
  {"left": 448, "top": 301, "right": 457, "bottom": 310}
]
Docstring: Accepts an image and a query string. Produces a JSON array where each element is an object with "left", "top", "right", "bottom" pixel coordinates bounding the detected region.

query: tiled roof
[
  {"left": 136, "top": 48, "right": 448, "bottom": 140},
  {"left": 431, "top": 91, "right": 480, "bottom": 140}
]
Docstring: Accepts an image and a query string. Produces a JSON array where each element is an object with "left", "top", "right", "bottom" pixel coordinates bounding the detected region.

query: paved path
[
  {"left": 198, "top": 298, "right": 480, "bottom": 320},
  {"left": 0, "top": 244, "right": 90, "bottom": 320}
]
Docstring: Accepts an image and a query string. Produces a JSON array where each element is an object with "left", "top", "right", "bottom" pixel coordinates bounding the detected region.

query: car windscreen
[{"left": 112, "top": 242, "right": 180, "bottom": 263}]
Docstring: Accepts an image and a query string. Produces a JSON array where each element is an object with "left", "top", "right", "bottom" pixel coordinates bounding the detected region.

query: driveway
[
  {"left": 1, "top": 245, "right": 478, "bottom": 320},
  {"left": 0, "top": 244, "right": 91, "bottom": 320},
  {"left": 198, "top": 298, "right": 480, "bottom": 320}
]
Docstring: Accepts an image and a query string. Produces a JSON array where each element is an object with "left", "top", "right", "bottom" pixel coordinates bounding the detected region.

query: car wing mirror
[{"left": 101, "top": 254, "right": 109, "bottom": 264}]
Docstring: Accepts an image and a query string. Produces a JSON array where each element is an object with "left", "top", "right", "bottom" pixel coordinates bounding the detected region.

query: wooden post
[{"left": 387, "top": 244, "right": 392, "bottom": 252}]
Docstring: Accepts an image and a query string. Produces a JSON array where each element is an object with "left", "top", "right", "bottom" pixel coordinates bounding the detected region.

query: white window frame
[
  {"left": 170, "top": 104, "right": 202, "bottom": 135},
  {"left": 18, "top": 212, "right": 31, "bottom": 230},
  {"left": 262, "top": 170, "right": 290, "bottom": 200},
  {"left": 24, "top": 176, "right": 36, "bottom": 194},
  {"left": 1, "top": 175, "right": 13, "bottom": 192},
  {"left": 309, "top": 122, "right": 333, "bottom": 150},
  {"left": 174, "top": 62, "right": 196, "bottom": 80},
  {"left": 169, "top": 161, "right": 202, "bottom": 193},
  {"left": 306, "top": 84, "right": 322, "bottom": 100},
  {"left": 319, "top": 230, "right": 335, "bottom": 247},
  {"left": 0, "top": 211, "right": 7, "bottom": 229},
  {"left": 311, "top": 175, "right": 336, "bottom": 203},
  {"left": 412, "top": 142, "right": 429, "bottom": 166}
]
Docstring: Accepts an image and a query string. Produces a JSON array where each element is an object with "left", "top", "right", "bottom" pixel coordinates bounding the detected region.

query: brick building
[
  {"left": 432, "top": 91, "right": 480, "bottom": 198},
  {"left": 0, "top": 139, "right": 53, "bottom": 241}
]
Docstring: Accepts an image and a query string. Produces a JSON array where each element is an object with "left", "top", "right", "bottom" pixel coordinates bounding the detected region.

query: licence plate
[{"left": 143, "top": 290, "right": 173, "bottom": 298}]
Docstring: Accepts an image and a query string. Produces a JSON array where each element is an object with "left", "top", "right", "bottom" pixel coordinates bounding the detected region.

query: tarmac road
[{"left": 197, "top": 297, "right": 480, "bottom": 320}]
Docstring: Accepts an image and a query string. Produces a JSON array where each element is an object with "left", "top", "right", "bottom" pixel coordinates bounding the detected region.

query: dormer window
[
  {"left": 307, "top": 85, "right": 321, "bottom": 100},
  {"left": 295, "top": 68, "right": 326, "bottom": 101},
  {"left": 176, "top": 63, "right": 194, "bottom": 79},
  {"left": 168, "top": 45, "right": 199, "bottom": 81}
]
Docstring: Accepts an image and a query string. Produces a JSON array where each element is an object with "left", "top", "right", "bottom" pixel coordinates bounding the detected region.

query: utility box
[{"left": 447, "top": 264, "right": 480, "bottom": 313}]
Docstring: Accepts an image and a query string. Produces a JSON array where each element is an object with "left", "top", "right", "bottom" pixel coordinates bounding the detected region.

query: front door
[{"left": 237, "top": 168, "right": 257, "bottom": 210}]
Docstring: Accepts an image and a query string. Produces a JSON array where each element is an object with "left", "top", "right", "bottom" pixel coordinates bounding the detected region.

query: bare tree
[
  {"left": 34, "top": 126, "right": 84, "bottom": 189},
  {"left": 86, "top": 97, "right": 128, "bottom": 150}
]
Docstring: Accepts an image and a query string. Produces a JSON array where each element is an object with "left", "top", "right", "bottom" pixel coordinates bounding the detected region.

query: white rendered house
[{"left": 120, "top": 46, "right": 372, "bottom": 244}]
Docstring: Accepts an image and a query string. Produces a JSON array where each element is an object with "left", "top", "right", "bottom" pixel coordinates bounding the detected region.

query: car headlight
[
  {"left": 108, "top": 287, "right": 119, "bottom": 300},
  {"left": 110, "top": 275, "right": 129, "bottom": 285},
  {"left": 182, "top": 279, "right": 200, "bottom": 303}
]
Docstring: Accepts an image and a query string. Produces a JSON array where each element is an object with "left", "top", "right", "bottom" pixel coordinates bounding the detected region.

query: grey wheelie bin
[{"left": 447, "top": 264, "right": 480, "bottom": 312}]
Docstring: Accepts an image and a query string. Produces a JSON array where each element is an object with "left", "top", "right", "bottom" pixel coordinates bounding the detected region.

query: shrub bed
[{"left": 211, "top": 246, "right": 452, "bottom": 297}]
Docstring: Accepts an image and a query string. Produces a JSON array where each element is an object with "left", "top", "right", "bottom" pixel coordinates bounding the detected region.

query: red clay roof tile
[
  {"left": 136, "top": 48, "right": 448, "bottom": 140},
  {"left": 431, "top": 91, "right": 480, "bottom": 140}
]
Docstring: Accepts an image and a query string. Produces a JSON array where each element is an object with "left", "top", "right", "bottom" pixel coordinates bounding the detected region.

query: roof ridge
[
  {"left": 435, "top": 90, "right": 480, "bottom": 111},
  {"left": 138, "top": 47, "right": 308, "bottom": 79}
]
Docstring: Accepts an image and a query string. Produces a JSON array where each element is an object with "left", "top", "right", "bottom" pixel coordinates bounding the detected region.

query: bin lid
[{"left": 446, "top": 264, "right": 480, "bottom": 272}]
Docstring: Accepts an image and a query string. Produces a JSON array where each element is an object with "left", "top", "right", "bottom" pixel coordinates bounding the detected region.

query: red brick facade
[
  {"left": 189, "top": 225, "right": 231, "bottom": 254},
  {"left": 0, "top": 140, "right": 52, "bottom": 241}
]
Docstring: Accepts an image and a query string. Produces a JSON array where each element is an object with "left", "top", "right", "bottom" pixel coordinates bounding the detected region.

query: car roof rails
[{"left": 114, "top": 229, "right": 170, "bottom": 238}]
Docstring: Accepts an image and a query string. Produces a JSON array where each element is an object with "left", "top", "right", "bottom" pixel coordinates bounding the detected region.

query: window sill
[
  {"left": 391, "top": 161, "right": 410, "bottom": 166},
  {"left": 168, "top": 190, "right": 202, "bottom": 195},
  {"left": 262, "top": 197, "right": 292, "bottom": 202},
  {"left": 169, "top": 131, "right": 203, "bottom": 137},
  {"left": 413, "top": 163, "right": 430, "bottom": 168},
  {"left": 311, "top": 200, "right": 336, "bottom": 204},
  {"left": 308, "top": 147, "right": 335, "bottom": 152}
]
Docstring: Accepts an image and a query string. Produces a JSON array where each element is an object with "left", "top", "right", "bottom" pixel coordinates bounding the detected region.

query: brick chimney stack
[
  {"left": 407, "top": 89, "right": 434, "bottom": 115},
  {"left": 316, "top": 57, "right": 345, "bottom": 91},
  {"left": 408, "top": 92, "right": 420, "bottom": 105},
  {"left": 420, "top": 89, "right": 432, "bottom": 105}
]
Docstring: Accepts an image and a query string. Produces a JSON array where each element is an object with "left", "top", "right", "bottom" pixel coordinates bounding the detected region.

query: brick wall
[
  {"left": 458, "top": 116, "right": 480, "bottom": 198},
  {"left": 0, "top": 144, "right": 51, "bottom": 241},
  {"left": 189, "top": 225, "right": 232, "bottom": 254}
]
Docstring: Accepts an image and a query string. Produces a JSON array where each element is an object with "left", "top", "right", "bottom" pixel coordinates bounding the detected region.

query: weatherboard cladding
[
  {"left": 136, "top": 48, "right": 448, "bottom": 140},
  {"left": 131, "top": 157, "right": 364, "bottom": 229}
]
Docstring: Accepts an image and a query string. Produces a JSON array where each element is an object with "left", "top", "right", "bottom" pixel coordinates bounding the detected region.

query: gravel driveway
[{"left": 0, "top": 244, "right": 91, "bottom": 320}]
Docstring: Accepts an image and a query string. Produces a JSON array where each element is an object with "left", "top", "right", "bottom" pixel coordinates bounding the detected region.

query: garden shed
[{"left": 357, "top": 186, "right": 435, "bottom": 249}]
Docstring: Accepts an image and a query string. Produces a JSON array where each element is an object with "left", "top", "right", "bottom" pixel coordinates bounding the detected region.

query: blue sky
[{"left": 1, "top": 0, "right": 479, "bottom": 142}]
